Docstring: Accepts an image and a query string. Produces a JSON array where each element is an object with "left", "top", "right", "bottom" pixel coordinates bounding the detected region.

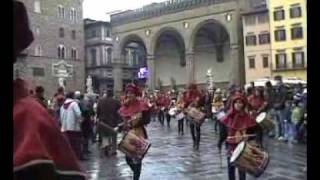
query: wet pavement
[{"left": 81, "top": 119, "right": 307, "bottom": 180}]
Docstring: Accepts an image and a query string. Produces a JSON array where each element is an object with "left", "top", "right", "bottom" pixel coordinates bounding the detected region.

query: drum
[
  {"left": 216, "top": 111, "right": 226, "bottom": 121},
  {"left": 187, "top": 107, "right": 206, "bottom": 125},
  {"left": 256, "top": 112, "right": 275, "bottom": 132},
  {"left": 230, "top": 141, "right": 269, "bottom": 177},
  {"left": 169, "top": 107, "right": 177, "bottom": 116},
  {"left": 128, "top": 113, "right": 143, "bottom": 127},
  {"left": 118, "top": 131, "right": 151, "bottom": 158},
  {"left": 212, "top": 107, "right": 217, "bottom": 113},
  {"left": 176, "top": 112, "right": 185, "bottom": 120}
]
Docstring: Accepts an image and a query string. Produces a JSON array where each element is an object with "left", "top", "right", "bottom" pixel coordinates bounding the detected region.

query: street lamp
[
  {"left": 226, "top": 13, "right": 232, "bottom": 22},
  {"left": 145, "top": 29, "right": 151, "bottom": 36},
  {"left": 183, "top": 22, "right": 189, "bottom": 29}
]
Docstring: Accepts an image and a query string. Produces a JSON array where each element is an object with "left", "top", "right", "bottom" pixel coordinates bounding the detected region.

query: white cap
[{"left": 75, "top": 91, "right": 81, "bottom": 96}]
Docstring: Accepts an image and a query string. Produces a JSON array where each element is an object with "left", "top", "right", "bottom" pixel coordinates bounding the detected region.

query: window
[
  {"left": 275, "top": 29, "right": 286, "bottom": 41},
  {"left": 249, "top": 57, "right": 255, "bottom": 69},
  {"left": 70, "top": 8, "right": 77, "bottom": 21},
  {"left": 35, "top": 45, "right": 42, "bottom": 56},
  {"left": 257, "top": 13, "right": 268, "bottom": 24},
  {"left": 91, "top": 49, "right": 97, "bottom": 66},
  {"left": 34, "top": 1, "right": 41, "bottom": 13},
  {"left": 107, "top": 48, "right": 112, "bottom": 63},
  {"left": 91, "top": 30, "right": 97, "bottom": 38},
  {"left": 274, "top": 9, "right": 285, "bottom": 21},
  {"left": 58, "top": 45, "right": 65, "bottom": 59},
  {"left": 59, "top": 28, "right": 64, "bottom": 38},
  {"left": 32, "top": 67, "right": 45, "bottom": 77},
  {"left": 259, "top": 33, "right": 270, "bottom": 44},
  {"left": 276, "top": 53, "right": 287, "bottom": 69},
  {"left": 290, "top": 6, "right": 302, "bottom": 18},
  {"left": 71, "top": 48, "right": 77, "bottom": 60},
  {"left": 245, "top": 16, "right": 256, "bottom": 25},
  {"left": 58, "top": 5, "right": 65, "bottom": 18},
  {"left": 132, "top": 51, "right": 137, "bottom": 65},
  {"left": 71, "top": 30, "right": 76, "bottom": 40},
  {"left": 292, "top": 52, "right": 305, "bottom": 68},
  {"left": 291, "top": 27, "right": 303, "bottom": 39},
  {"left": 246, "top": 35, "right": 257, "bottom": 46},
  {"left": 106, "top": 29, "right": 111, "bottom": 38},
  {"left": 262, "top": 56, "right": 269, "bottom": 68}
]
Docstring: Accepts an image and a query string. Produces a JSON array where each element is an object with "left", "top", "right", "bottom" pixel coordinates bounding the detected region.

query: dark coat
[{"left": 97, "top": 97, "right": 121, "bottom": 128}]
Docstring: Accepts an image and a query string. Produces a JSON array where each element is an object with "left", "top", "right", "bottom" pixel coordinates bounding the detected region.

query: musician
[
  {"left": 14, "top": 1, "right": 85, "bottom": 179},
  {"left": 164, "top": 92, "right": 172, "bottom": 128},
  {"left": 247, "top": 87, "right": 267, "bottom": 148},
  {"left": 218, "top": 93, "right": 258, "bottom": 180},
  {"left": 212, "top": 89, "right": 225, "bottom": 133},
  {"left": 176, "top": 96, "right": 185, "bottom": 135},
  {"left": 184, "top": 83, "right": 205, "bottom": 150},
  {"left": 156, "top": 92, "right": 165, "bottom": 126},
  {"left": 118, "top": 84, "right": 151, "bottom": 180}
]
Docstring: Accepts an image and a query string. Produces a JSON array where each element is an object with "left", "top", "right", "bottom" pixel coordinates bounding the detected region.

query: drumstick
[{"left": 227, "top": 134, "right": 256, "bottom": 139}]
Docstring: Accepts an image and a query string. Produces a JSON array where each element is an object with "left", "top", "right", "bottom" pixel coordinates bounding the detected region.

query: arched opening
[
  {"left": 119, "top": 34, "right": 147, "bottom": 89},
  {"left": 153, "top": 28, "right": 186, "bottom": 89},
  {"left": 191, "top": 19, "right": 230, "bottom": 86}
]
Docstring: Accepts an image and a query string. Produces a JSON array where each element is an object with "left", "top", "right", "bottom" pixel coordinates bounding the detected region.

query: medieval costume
[
  {"left": 247, "top": 88, "right": 267, "bottom": 148},
  {"left": 183, "top": 84, "right": 205, "bottom": 150},
  {"left": 118, "top": 84, "right": 151, "bottom": 180},
  {"left": 218, "top": 93, "right": 258, "bottom": 180}
]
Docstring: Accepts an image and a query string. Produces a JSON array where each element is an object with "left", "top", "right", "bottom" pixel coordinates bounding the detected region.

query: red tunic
[{"left": 14, "top": 79, "right": 86, "bottom": 179}]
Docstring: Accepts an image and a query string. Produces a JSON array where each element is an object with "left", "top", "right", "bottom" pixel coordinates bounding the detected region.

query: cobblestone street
[{"left": 81, "top": 119, "right": 307, "bottom": 180}]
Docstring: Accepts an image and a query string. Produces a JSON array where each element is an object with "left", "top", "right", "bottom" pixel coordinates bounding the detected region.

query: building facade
[
  {"left": 242, "top": 7, "right": 272, "bottom": 83},
  {"left": 268, "top": 0, "right": 307, "bottom": 80},
  {"left": 84, "top": 19, "right": 146, "bottom": 94},
  {"left": 14, "top": 0, "right": 86, "bottom": 98}
]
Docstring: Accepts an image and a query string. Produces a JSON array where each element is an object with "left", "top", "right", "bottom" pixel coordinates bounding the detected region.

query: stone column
[
  {"left": 185, "top": 51, "right": 195, "bottom": 84},
  {"left": 146, "top": 55, "right": 155, "bottom": 90},
  {"left": 112, "top": 58, "right": 123, "bottom": 97},
  {"left": 230, "top": 44, "right": 243, "bottom": 85}
]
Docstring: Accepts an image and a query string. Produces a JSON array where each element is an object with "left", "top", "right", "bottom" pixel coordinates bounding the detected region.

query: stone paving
[{"left": 81, "top": 119, "right": 307, "bottom": 180}]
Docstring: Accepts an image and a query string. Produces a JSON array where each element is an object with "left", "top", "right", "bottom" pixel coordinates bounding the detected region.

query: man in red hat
[
  {"left": 183, "top": 83, "right": 206, "bottom": 150},
  {"left": 118, "top": 84, "right": 151, "bottom": 180},
  {"left": 13, "top": 1, "right": 86, "bottom": 179}
]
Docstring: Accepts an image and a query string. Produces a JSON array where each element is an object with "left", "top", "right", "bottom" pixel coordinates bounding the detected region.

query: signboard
[
  {"left": 138, "top": 67, "right": 148, "bottom": 79},
  {"left": 52, "top": 60, "right": 73, "bottom": 78}
]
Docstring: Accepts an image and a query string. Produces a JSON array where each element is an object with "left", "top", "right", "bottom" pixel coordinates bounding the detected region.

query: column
[
  {"left": 146, "top": 55, "right": 155, "bottom": 91},
  {"left": 230, "top": 44, "right": 243, "bottom": 85},
  {"left": 185, "top": 51, "right": 195, "bottom": 84},
  {"left": 112, "top": 58, "right": 123, "bottom": 97}
]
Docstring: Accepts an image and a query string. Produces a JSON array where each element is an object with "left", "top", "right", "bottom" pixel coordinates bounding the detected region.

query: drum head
[
  {"left": 230, "top": 141, "right": 246, "bottom": 163},
  {"left": 256, "top": 112, "right": 266, "bottom": 123}
]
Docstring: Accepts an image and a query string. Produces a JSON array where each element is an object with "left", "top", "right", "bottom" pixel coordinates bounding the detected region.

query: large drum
[
  {"left": 230, "top": 141, "right": 270, "bottom": 177},
  {"left": 127, "top": 112, "right": 143, "bottom": 127},
  {"left": 256, "top": 112, "right": 275, "bottom": 132},
  {"left": 187, "top": 107, "right": 206, "bottom": 125},
  {"left": 169, "top": 107, "right": 177, "bottom": 116},
  {"left": 118, "top": 131, "right": 151, "bottom": 158}
]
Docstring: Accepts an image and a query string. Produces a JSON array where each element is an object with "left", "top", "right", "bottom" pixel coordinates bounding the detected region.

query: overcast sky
[{"left": 83, "top": 0, "right": 167, "bottom": 21}]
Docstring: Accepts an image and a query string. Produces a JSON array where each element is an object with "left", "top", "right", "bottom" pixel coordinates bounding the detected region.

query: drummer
[
  {"left": 183, "top": 83, "right": 205, "bottom": 150},
  {"left": 118, "top": 84, "right": 151, "bottom": 180},
  {"left": 247, "top": 87, "right": 268, "bottom": 148},
  {"left": 218, "top": 93, "right": 259, "bottom": 180}
]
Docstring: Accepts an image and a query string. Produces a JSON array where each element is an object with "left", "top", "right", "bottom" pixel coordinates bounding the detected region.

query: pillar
[
  {"left": 112, "top": 57, "right": 123, "bottom": 97},
  {"left": 186, "top": 51, "right": 195, "bottom": 84},
  {"left": 146, "top": 54, "right": 155, "bottom": 90},
  {"left": 230, "top": 44, "right": 244, "bottom": 86}
]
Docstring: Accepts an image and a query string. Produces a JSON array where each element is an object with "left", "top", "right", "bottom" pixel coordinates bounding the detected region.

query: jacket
[{"left": 60, "top": 98, "right": 82, "bottom": 132}]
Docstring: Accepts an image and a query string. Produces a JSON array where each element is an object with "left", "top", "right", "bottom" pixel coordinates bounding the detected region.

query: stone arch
[
  {"left": 151, "top": 26, "right": 186, "bottom": 56},
  {"left": 189, "top": 19, "right": 230, "bottom": 52},
  {"left": 118, "top": 34, "right": 147, "bottom": 54},
  {"left": 117, "top": 33, "right": 148, "bottom": 65}
]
